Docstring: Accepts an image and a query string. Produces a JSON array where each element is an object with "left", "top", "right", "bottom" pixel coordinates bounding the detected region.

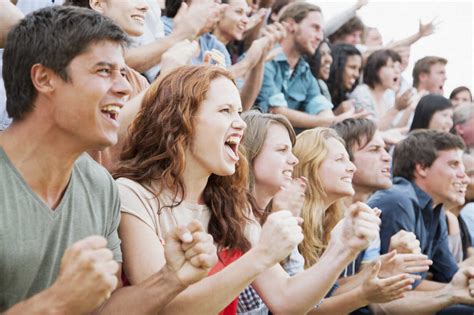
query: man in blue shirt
[
  {"left": 256, "top": 2, "right": 359, "bottom": 131},
  {"left": 367, "top": 130, "right": 474, "bottom": 314}
]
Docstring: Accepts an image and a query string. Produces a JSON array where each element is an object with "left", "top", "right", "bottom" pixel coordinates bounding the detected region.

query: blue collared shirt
[
  {"left": 368, "top": 177, "right": 458, "bottom": 283},
  {"left": 255, "top": 52, "right": 333, "bottom": 114}
]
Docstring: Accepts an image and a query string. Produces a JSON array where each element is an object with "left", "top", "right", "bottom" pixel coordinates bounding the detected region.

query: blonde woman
[{"left": 293, "top": 128, "right": 416, "bottom": 313}]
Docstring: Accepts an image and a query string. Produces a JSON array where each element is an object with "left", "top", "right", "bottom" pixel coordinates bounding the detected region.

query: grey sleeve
[{"left": 107, "top": 183, "right": 123, "bottom": 263}]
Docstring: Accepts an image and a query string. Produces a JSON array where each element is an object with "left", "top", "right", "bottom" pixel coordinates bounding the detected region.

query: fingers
[
  {"left": 183, "top": 232, "right": 215, "bottom": 258},
  {"left": 370, "top": 260, "right": 382, "bottom": 278},
  {"left": 380, "top": 273, "right": 415, "bottom": 289}
]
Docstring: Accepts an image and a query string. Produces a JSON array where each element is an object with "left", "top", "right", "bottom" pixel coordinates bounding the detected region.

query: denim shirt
[
  {"left": 368, "top": 177, "right": 458, "bottom": 283},
  {"left": 255, "top": 52, "right": 332, "bottom": 114}
]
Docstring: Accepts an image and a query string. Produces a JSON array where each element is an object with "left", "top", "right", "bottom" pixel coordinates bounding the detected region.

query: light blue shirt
[{"left": 256, "top": 51, "right": 333, "bottom": 115}]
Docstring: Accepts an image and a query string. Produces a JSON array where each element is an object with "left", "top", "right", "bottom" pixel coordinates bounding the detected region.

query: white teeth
[
  {"left": 101, "top": 105, "right": 122, "bottom": 119},
  {"left": 132, "top": 16, "right": 144, "bottom": 23},
  {"left": 225, "top": 136, "right": 240, "bottom": 145},
  {"left": 342, "top": 178, "right": 352, "bottom": 183},
  {"left": 282, "top": 170, "right": 292, "bottom": 177}
]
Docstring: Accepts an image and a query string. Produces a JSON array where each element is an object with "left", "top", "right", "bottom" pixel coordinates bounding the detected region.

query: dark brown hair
[
  {"left": 114, "top": 65, "right": 252, "bottom": 253},
  {"left": 332, "top": 118, "right": 377, "bottom": 160}
]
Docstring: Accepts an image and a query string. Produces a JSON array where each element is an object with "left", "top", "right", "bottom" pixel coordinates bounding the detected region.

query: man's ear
[
  {"left": 418, "top": 72, "right": 428, "bottom": 86},
  {"left": 89, "top": 0, "right": 106, "bottom": 14},
  {"left": 30, "top": 64, "right": 57, "bottom": 95},
  {"left": 454, "top": 124, "right": 464, "bottom": 136},
  {"left": 283, "top": 18, "right": 297, "bottom": 34},
  {"left": 414, "top": 163, "right": 429, "bottom": 179}
]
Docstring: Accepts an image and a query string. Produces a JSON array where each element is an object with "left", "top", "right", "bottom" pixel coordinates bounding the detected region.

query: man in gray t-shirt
[{"left": 1, "top": 6, "right": 217, "bottom": 314}]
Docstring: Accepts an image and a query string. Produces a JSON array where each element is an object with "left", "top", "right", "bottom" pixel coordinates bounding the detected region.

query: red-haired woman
[{"left": 114, "top": 65, "right": 381, "bottom": 314}]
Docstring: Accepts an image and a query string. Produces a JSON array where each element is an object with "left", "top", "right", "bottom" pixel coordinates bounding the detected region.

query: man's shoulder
[
  {"left": 74, "top": 153, "right": 116, "bottom": 192},
  {"left": 368, "top": 178, "right": 417, "bottom": 213}
]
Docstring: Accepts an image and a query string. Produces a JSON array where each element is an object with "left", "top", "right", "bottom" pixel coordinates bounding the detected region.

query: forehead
[
  {"left": 326, "top": 137, "right": 347, "bottom": 155},
  {"left": 435, "top": 149, "right": 463, "bottom": 163},
  {"left": 264, "top": 123, "right": 291, "bottom": 145},
  {"left": 357, "top": 131, "right": 384, "bottom": 151},
  {"left": 201, "top": 76, "right": 241, "bottom": 108},
  {"left": 72, "top": 40, "right": 125, "bottom": 67},
  {"left": 300, "top": 10, "right": 323, "bottom": 25},
  {"left": 346, "top": 54, "right": 362, "bottom": 65},
  {"left": 429, "top": 62, "right": 445, "bottom": 72}
]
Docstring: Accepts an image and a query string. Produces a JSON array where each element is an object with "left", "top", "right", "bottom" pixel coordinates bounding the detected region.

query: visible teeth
[
  {"left": 101, "top": 105, "right": 121, "bottom": 119},
  {"left": 342, "top": 178, "right": 352, "bottom": 183},
  {"left": 226, "top": 136, "right": 240, "bottom": 145},
  {"left": 282, "top": 170, "right": 292, "bottom": 177},
  {"left": 132, "top": 16, "right": 144, "bottom": 23}
]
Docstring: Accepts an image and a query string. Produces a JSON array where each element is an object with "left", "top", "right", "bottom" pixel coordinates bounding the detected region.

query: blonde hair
[{"left": 293, "top": 128, "right": 345, "bottom": 268}]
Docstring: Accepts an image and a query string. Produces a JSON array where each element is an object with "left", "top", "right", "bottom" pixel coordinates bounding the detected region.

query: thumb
[
  {"left": 166, "top": 226, "right": 194, "bottom": 245},
  {"left": 383, "top": 249, "right": 397, "bottom": 262}
]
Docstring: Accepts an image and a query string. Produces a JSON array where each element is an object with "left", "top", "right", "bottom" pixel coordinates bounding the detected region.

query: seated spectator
[
  {"left": 114, "top": 65, "right": 381, "bottom": 314},
  {"left": 410, "top": 94, "right": 454, "bottom": 132},
  {"left": 350, "top": 49, "right": 410, "bottom": 130},
  {"left": 453, "top": 102, "right": 474, "bottom": 153},
  {"left": 293, "top": 127, "right": 417, "bottom": 313},
  {"left": 412, "top": 56, "right": 447, "bottom": 95},
  {"left": 308, "top": 39, "right": 333, "bottom": 103},
  {"left": 212, "top": 0, "right": 285, "bottom": 110},
  {"left": 450, "top": 86, "right": 473, "bottom": 107},
  {"left": 327, "top": 43, "right": 362, "bottom": 113},
  {"left": 328, "top": 16, "right": 365, "bottom": 46},
  {"left": 0, "top": 6, "right": 216, "bottom": 313},
  {"left": 367, "top": 130, "right": 474, "bottom": 314},
  {"left": 256, "top": 2, "right": 366, "bottom": 131}
]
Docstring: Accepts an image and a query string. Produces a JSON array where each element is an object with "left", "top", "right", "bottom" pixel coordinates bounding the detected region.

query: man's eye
[{"left": 98, "top": 68, "right": 110, "bottom": 74}]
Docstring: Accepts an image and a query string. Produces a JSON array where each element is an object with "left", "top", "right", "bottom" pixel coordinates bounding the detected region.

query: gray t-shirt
[{"left": 0, "top": 149, "right": 122, "bottom": 312}]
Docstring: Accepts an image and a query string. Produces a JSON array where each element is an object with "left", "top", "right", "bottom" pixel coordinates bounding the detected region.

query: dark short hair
[
  {"left": 3, "top": 6, "right": 129, "bottom": 121},
  {"left": 327, "top": 43, "right": 362, "bottom": 109},
  {"left": 412, "top": 56, "right": 447, "bottom": 88},
  {"left": 393, "top": 129, "right": 465, "bottom": 180},
  {"left": 278, "top": 1, "right": 321, "bottom": 24},
  {"left": 63, "top": 0, "right": 91, "bottom": 8},
  {"left": 409, "top": 94, "right": 453, "bottom": 131},
  {"left": 328, "top": 16, "right": 364, "bottom": 43},
  {"left": 332, "top": 118, "right": 377, "bottom": 160},
  {"left": 363, "top": 49, "right": 401, "bottom": 89},
  {"left": 165, "top": 0, "right": 183, "bottom": 18},
  {"left": 449, "top": 86, "right": 472, "bottom": 102}
]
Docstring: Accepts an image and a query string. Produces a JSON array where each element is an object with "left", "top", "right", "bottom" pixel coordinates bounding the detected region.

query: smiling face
[
  {"left": 51, "top": 40, "right": 131, "bottom": 150},
  {"left": 293, "top": 10, "right": 324, "bottom": 56},
  {"left": 463, "top": 154, "right": 474, "bottom": 201},
  {"left": 188, "top": 76, "right": 247, "bottom": 177},
  {"left": 217, "top": 0, "right": 250, "bottom": 43},
  {"left": 342, "top": 54, "right": 362, "bottom": 90},
  {"left": 319, "top": 137, "right": 356, "bottom": 201},
  {"left": 418, "top": 149, "right": 466, "bottom": 206},
  {"left": 318, "top": 42, "right": 333, "bottom": 81},
  {"left": 253, "top": 123, "right": 298, "bottom": 195},
  {"left": 97, "top": 0, "right": 149, "bottom": 37},
  {"left": 428, "top": 108, "right": 454, "bottom": 132},
  {"left": 352, "top": 131, "right": 392, "bottom": 192}
]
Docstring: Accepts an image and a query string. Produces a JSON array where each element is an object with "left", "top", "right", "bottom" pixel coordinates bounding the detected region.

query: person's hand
[
  {"left": 394, "top": 89, "right": 415, "bottom": 111},
  {"left": 255, "top": 210, "right": 304, "bottom": 266},
  {"left": 331, "top": 202, "right": 381, "bottom": 254},
  {"left": 164, "top": 220, "right": 218, "bottom": 286},
  {"left": 335, "top": 99, "right": 355, "bottom": 114},
  {"left": 173, "top": 0, "right": 222, "bottom": 40},
  {"left": 459, "top": 255, "right": 474, "bottom": 269},
  {"left": 446, "top": 267, "right": 474, "bottom": 304},
  {"left": 335, "top": 107, "right": 372, "bottom": 124},
  {"left": 378, "top": 250, "right": 433, "bottom": 278},
  {"left": 203, "top": 49, "right": 227, "bottom": 68},
  {"left": 246, "top": 8, "right": 268, "bottom": 32},
  {"left": 380, "top": 128, "right": 408, "bottom": 145},
  {"left": 51, "top": 236, "right": 119, "bottom": 314},
  {"left": 272, "top": 177, "right": 307, "bottom": 217},
  {"left": 418, "top": 17, "right": 441, "bottom": 38},
  {"left": 359, "top": 260, "right": 416, "bottom": 304},
  {"left": 389, "top": 229, "right": 421, "bottom": 254},
  {"left": 160, "top": 39, "right": 200, "bottom": 74}
]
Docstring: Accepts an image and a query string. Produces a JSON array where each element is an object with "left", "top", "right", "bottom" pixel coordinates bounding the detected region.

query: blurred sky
[{"left": 312, "top": 0, "right": 473, "bottom": 97}]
